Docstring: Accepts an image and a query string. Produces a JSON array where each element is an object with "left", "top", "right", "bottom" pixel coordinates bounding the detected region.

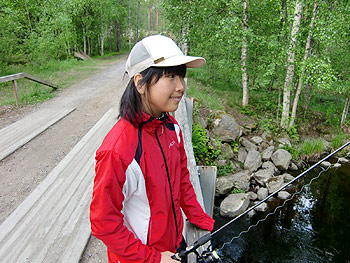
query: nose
[{"left": 175, "top": 76, "right": 185, "bottom": 92}]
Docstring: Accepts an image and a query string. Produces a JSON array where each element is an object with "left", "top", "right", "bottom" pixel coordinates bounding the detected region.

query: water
[{"left": 211, "top": 163, "right": 350, "bottom": 263}]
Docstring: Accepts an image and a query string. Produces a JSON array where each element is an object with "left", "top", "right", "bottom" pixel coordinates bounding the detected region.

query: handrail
[{"left": 0, "top": 72, "right": 58, "bottom": 106}]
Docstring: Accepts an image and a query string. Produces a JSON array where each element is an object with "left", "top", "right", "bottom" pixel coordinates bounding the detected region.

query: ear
[{"left": 134, "top": 73, "right": 146, "bottom": 95}]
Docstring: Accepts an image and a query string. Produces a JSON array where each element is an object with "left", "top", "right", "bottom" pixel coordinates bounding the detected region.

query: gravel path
[{"left": 0, "top": 55, "right": 128, "bottom": 262}]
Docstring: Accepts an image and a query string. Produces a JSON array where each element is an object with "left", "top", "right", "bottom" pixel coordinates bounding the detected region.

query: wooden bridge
[{"left": 0, "top": 91, "right": 216, "bottom": 262}]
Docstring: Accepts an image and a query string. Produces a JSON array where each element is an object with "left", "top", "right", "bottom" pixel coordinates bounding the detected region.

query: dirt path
[{"left": 0, "top": 56, "right": 128, "bottom": 262}]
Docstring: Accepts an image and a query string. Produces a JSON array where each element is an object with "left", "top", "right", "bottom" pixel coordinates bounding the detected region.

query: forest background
[{"left": 1, "top": 0, "right": 349, "bottom": 160}]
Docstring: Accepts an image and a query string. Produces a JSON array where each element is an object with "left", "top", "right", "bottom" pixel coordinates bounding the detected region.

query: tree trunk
[
  {"left": 280, "top": 1, "right": 302, "bottom": 129},
  {"left": 148, "top": 6, "right": 151, "bottom": 35},
  {"left": 241, "top": 0, "right": 249, "bottom": 107},
  {"left": 341, "top": 96, "right": 350, "bottom": 127},
  {"left": 83, "top": 27, "right": 87, "bottom": 54},
  {"left": 289, "top": 2, "right": 318, "bottom": 129},
  {"left": 302, "top": 83, "right": 312, "bottom": 118}
]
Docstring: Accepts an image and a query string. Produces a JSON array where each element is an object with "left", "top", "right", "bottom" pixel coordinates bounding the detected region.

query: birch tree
[
  {"left": 289, "top": 2, "right": 318, "bottom": 129},
  {"left": 280, "top": 1, "right": 302, "bottom": 129},
  {"left": 241, "top": 0, "right": 249, "bottom": 107}
]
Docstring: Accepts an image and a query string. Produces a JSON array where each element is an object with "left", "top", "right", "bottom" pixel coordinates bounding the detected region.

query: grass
[{"left": 0, "top": 52, "right": 126, "bottom": 107}]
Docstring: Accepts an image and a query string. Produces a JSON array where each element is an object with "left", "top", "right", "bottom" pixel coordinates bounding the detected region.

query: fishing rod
[{"left": 173, "top": 140, "right": 350, "bottom": 263}]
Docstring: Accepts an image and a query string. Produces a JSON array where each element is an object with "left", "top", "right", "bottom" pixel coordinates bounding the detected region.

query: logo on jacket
[{"left": 169, "top": 141, "right": 175, "bottom": 148}]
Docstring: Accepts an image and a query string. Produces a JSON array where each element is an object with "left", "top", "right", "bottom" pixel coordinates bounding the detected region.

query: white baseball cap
[{"left": 126, "top": 35, "right": 206, "bottom": 78}]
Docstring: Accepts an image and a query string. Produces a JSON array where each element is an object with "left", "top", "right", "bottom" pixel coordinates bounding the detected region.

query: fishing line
[{"left": 174, "top": 141, "right": 350, "bottom": 262}]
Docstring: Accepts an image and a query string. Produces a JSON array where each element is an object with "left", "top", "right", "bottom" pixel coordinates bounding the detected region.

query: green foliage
[
  {"left": 331, "top": 134, "right": 346, "bottom": 150},
  {"left": 299, "top": 139, "right": 325, "bottom": 157},
  {"left": 287, "top": 126, "right": 300, "bottom": 142},
  {"left": 232, "top": 188, "right": 245, "bottom": 194},
  {"left": 192, "top": 123, "right": 220, "bottom": 165},
  {"left": 20, "top": 86, "right": 54, "bottom": 104},
  {"left": 217, "top": 163, "right": 234, "bottom": 177}
]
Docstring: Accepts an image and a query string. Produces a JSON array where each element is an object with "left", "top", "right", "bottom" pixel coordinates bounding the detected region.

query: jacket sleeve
[
  {"left": 177, "top": 131, "right": 215, "bottom": 232},
  {"left": 90, "top": 150, "right": 161, "bottom": 263}
]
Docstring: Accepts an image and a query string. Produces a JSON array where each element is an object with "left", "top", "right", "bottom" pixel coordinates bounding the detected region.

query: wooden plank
[
  {"left": 0, "top": 108, "right": 119, "bottom": 263},
  {"left": 0, "top": 73, "right": 25, "bottom": 83},
  {"left": 0, "top": 72, "right": 58, "bottom": 90},
  {"left": 0, "top": 108, "right": 75, "bottom": 161},
  {"left": 12, "top": 80, "right": 19, "bottom": 106},
  {"left": 22, "top": 73, "right": 58, "bottom": 90}
]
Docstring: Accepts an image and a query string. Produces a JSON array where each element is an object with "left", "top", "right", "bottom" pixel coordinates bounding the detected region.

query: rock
[
  {"left": 247, "top": 209, "right": 256, "bottom": 218},
  {"left": 239, "top": 137, "right": 257, "bottom": 151},
  {"left": 220, "top": 193, "right": 250, "bottom": 217},
  {"left": 278, "top": 191, "right": 291, "bottom": 200},
  {"left": 221, "top": 143, "right": 234, "bottom": 160},
  {"left": 217, "top": 159, "right": 227, "bottom": 167},
  {"left": 262, "top": 161, "right": 279, "bottom": 174},
  {"left": 333, "top": 163, "right": 341, "bottom": 168},
  {"left": 252, "top": 168, "right": 274, "bottom": 186},
  {"left": 211, "top": 114, "right": 242, "bottom": 142},
  {"left": 283, "top": 173, "right": 295, "bottom": 183},
  {"left": 237, "top": 147, "right": 248, "bottom": 163},
  {"left": 257, "top": 187, "right": 268, "bottom": 200},
  {"left": 254, "top": 202, "right": 268, "bottom": 212},
  {"left": 338, "top": 157, "right": 349, "bottom": 164},
  {"left": 251, "top": 136, "right": 263, "bottom": 145},
  {"left": 247, "top": 191, "right": 258, "bottom": 201},
  {"left": 262, "top": 146, "right": 275, "bottom": 161},
  {"left": 244, "top": 150, "right": 262, "bottom": 172},
  {"left": 267, "top": 175, "right": 285, "bottom": 194},
  {"left": 216, "top": 170, "right": 251, "bottom": 195},
  {"left": 271, "top": 149, "right": 292, "bottom": 171},
  {"left": 321, "top": 161, "right": 332, "bottom": 168},
  {"left": 289, "top": 162, "right": 298, "bottom": 171},
  {"left": 277, "top": 137, "right": 292, "bottom": 148}
]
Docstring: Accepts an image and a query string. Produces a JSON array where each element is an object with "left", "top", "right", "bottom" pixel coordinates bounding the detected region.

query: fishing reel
[{"left": 197, "top": 248, "right": 221, "bottom": 263}]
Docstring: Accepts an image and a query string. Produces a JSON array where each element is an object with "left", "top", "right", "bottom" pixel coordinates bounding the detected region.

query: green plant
[
  {"left": 192, "top": 123, "right": 220, "bottom": 165},
  {"left": 332, "top": 133, "right": 345, "bottom": 149},
  {"left": 287, "top": 125, "right": 300, "bottom": 142},
  {"left": 232, "top": 188, "right": 245, "bottom": 194},
  {"left": 299, "top": 139, "right": 325, "bottom": 157},
  {"left": 217, "top": 163, "right": 234, "bottom": 177}
]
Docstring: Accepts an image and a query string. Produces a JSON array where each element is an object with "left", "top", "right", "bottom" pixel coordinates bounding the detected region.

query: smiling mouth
[{"left": 170, "top": 96, "right": 182, "bottom": 102}]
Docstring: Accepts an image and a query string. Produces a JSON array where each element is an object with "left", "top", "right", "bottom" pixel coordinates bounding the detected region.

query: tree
[
  {"left": 289, "top": 2, "right": 318, "bottom": 129},
  {"left": 241, "top": 0, "right": 249, "bottom": 107},
  {"left": 280, "top": 1, "right": 302, "bottom": 129}
]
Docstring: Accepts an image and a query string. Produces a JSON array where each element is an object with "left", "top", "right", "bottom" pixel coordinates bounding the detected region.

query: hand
[{"left": 160, "top": 251, "right": 181, "bottom": 263}]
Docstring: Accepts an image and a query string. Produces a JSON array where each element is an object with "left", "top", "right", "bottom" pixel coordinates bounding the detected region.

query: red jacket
[{"left": 90, "top": 112, "right": 214, "bottom": 263}]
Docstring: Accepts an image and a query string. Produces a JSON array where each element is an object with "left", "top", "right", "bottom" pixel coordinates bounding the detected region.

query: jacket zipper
[{"left": 155, "top": 125, "right": 179, "bottom": 239}]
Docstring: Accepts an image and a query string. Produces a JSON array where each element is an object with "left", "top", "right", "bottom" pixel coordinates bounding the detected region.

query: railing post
[{"left": 12, "top": 80, "right": 19, "bottom": 107}]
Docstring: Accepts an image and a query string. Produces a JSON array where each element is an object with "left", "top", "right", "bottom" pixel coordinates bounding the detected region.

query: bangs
[{"left": 162, "top": 64, "right": 187, "bottom": 78}]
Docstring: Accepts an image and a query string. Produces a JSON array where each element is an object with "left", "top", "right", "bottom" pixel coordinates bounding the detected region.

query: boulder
[
  {"left": 277, "top": 137, "right": 292, "bottom": 148},
  {"left": 220, "top": 193, "right": 250, "bottom": 217},
  {"left": 321, "top": 161, "right": 332, "bottom": 168},
  {"left": 254, "top": 202, "right": 268, "bottom": 212},
  {"left": 244, "top": 150, "right": 262, "bottom": 172},
  {"left": 247, "top": 191, "right": 258, "bottom": 201},
  {"left": 237, "top": 147, "right": 248, "bottom": 163},
  {"left": 239, "top": 137, "right": 257, "bottom": 151},
  {"left": 278, "top": 191, "right": 291, "bottom": 200},
  {"left": 211, "top": 114, "right": 242, "bottom": 142},
  {"left": 271, "top": 149, "right": 292, "bottom": 171},
  {"left": 251, "top": 136, "right": 263, "bottom": 145},
  {"left": 289, "top": 162, "right": 299, "bottom": 171},
  {"left": 283, "top": 173, "right": 295, "bottom": 183},
  {"left": 262, "top": 161, "right": 279, "bottom": 174},
  {"left": 262, "top": 146, "right": 275, "bottom": 161},
  {"left": 257, "top": 187, "right": 268, "bottom": 200},
  {"left": 338, "top": 157, "right": 349, "bottom": 164},
  {"left": 252, "top": 168, "right": 274, "bottom": 186},
  {"left": 216, "top": 170, "right": 251, "bottom": 195},
  {"left": 221, "top": 143, "right": 234, "bottom": 160},
  {"left": 333, "top": 163, "right": 341, "bottom": 168},
  {"left": 266, "top": 175, "right": 285, "bottom": 194}
]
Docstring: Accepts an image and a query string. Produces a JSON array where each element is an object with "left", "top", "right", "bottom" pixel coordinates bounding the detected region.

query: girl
[{"left": 90, "top": 35, "right": 214, "bottom": 263}]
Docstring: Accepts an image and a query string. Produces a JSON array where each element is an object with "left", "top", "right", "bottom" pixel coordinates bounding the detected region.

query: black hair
[{"left": 119, "top": 64, "right": 186, "bottom": 126}]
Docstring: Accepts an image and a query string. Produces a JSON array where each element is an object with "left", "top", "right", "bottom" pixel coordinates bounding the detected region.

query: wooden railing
[{"left": 0, "top": 73, "right": 58, "bottom": 106}]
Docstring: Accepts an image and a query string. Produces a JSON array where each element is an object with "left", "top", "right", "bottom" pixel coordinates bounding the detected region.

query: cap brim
[{"left": 153, "top": 55, "right": 206, "bottom": 68}]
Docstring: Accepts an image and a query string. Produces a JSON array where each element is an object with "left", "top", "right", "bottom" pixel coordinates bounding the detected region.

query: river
[{"left": 212, "top": 162, "right": 350, "bottom": 263}]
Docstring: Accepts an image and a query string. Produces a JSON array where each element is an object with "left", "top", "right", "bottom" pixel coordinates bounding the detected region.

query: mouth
[{"left": 170, "top": 96, "right": 182, "bottom": 102}]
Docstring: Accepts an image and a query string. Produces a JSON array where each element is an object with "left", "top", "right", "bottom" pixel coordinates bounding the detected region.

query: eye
[{"left": 166, "top": 74, "right": 175, "bottom": 79}]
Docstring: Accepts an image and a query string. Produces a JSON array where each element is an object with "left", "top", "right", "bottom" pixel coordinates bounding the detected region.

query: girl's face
[{"left": 137, "top": 73, "right": 186, "bottom": 118}]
